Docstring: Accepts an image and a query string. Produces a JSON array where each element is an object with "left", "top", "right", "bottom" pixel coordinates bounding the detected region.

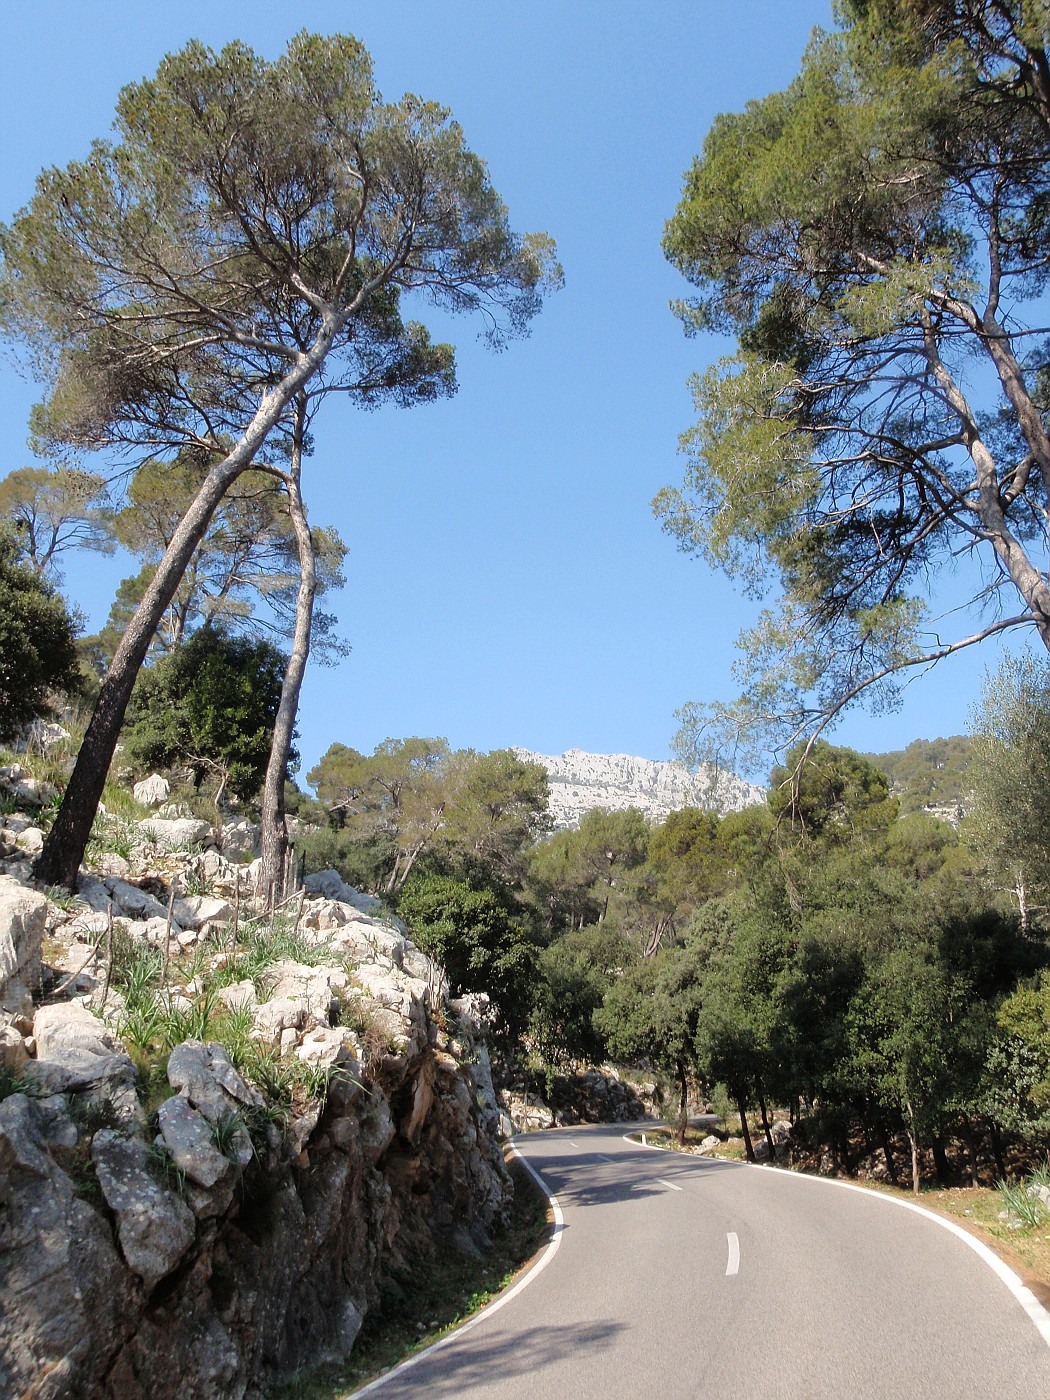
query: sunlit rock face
[{"left": 512, "top": 747, "right": 765, "bottom": 831}]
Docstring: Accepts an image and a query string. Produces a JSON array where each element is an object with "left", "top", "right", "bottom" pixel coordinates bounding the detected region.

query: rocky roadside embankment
[{"left": 0, "top": 768, "right": 510, "bottom": 1399}]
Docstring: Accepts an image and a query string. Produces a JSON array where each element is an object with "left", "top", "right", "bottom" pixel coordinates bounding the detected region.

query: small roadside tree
[
  {"left": 966, "top": 654, "right": 1050, "bottom": 926},
  {"left": 396, "top": 872, "right": 536, "bottom": 1037},
  {"left": 123, "top": 625, "right": 288, "bottom": 807},
  {"left": 0, "top": 527, "right": 81, "bottom": 740}
]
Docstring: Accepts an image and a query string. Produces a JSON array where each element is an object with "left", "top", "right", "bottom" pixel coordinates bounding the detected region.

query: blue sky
[{"left": 0, "top": 1, "right": 1028, "bottom": 781}]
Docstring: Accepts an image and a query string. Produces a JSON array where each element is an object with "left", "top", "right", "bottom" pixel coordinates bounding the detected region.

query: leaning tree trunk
[
  {"left": 736, "top": 1095, "right": 756, "bottom": 1164},
  {"left": 676, "top": 1058, "right": 688, "bottom": 1147},
  {"left": 257, "top": 396, "right": 315, "bottom": 910},
  {"left": 758, "top": 1093, "right": 775, "bottom": 1159},
  {"left": 34, "top": 319, "right": 344, "bottom": 890},
  {"left": 905, "top": 1099, "right": 922, "bottom": 1195}
]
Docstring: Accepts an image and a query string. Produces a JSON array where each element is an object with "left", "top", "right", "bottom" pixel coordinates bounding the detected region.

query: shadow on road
[
  {"left": 365, "top": 1320, "right": 627, "bottom": 1396},
  {"left": 532, "top": 1146, "right": 742, "bottom": 1210}
]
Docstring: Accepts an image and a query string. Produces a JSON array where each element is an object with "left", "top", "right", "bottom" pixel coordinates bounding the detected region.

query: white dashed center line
[
  {"left": 656, "top": 1178, "right": 683, "bottom": 1192},
  {"left": 726, "top": 1232, "right": 740, "bottom": 1276}
]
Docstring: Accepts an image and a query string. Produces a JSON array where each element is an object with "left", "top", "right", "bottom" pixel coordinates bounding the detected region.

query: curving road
[{"left": 356, "top": 1122, "right": 1050, "bottom": 1399}]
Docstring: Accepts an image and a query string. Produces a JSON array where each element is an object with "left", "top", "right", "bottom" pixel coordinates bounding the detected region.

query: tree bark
[
  {"left": 737, "top": 1095, "right": 755, "bottom": 1163},
  {"left": 988, "top": 1120, "right": 1008, "bottom": 1180},
  {"left": 932, "top": 1137, "right": 950, "bottom": 1186},
  {"left": 758, "top": 1093, "right": 775, "bottom": 1158},
  {"left": 257, "top": 395, "right": 315, "bottom": 910},
  {"left": 676, "top": 1058, "right": 688, "bottom": 1147},
  {"left": 877, "top": 1119, "right": 899, "bottom": 1187},
  {"left": 1016, "top": 869, "right": 1030, "bottom": 933},
  {"left": 34, "top": 317, "right": 345, "bottom": 890},
  {"left": 905, "top": 1099, "right": 921, "bottom": 1195}
]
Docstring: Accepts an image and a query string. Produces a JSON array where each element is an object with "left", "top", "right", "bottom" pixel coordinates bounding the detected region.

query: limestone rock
[
  {"left": 26, "top": 1001, "right": 138, "bottom": 1101},
  {"left": 14, "top": 825, "right": 44, "bottom": 856},
  {"left": 295, "top": 1026, "right": 362, "bottom": 1084},
  {"left": 106, "top": 878, "right": 169, "bottom": 922},
  {"left": 173, "top": 894, "right": 234, "bottom": 931},
  {"left": 0, "top": 767, "right": 57, "bottom": 807},
  {"left": 216, "top": 979, "right": 257, "bottom": 1012},
  {"left": 166, "top": 1041, "right": 257, "bottom": 1164},
  {"left": 220, "top": 819, "right": 259, "bottom": 859},
  {"left": 14, "top": 719, "right": 71, "bottom": 753},
  {"left": 0, "top": 1014, "right": 29, "bottom": 1071},
  {"left": 0, "top": 1095, "right": 130, "bottom": 1397},
  {"left": 180, "top": 849, "right": 252, "bottom": 903},
  {"left": 157, "top": 1095, "right": 239, "bottom": 1191},
  {"left": 304, "top": 868, "right": 373, "bottom": 908},
  {"left": 133, "top": 773, "right": 170, "bottom": 807},
  {"left": 136, "top": 816, "right": 214, "bottom": 852},
  {"left": 0, "top": 874, "right": 47, "bottom": 1013},
  {"left": 253, "top": 996, "right": 312, "bottom": 1047},
  {"left": 511, "top": 745, "right": 765, "bottom": 831},
  {"left": 76, "top": 874, "right": 114, "bottom": 913},
  {"left": 92, "top": 1129, "right": 196, "bottom": 1290}
]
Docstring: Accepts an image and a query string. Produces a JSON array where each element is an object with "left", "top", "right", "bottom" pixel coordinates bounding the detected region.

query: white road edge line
[
  {"left": 625, "top": 1129, "right": 1050, "bottom": 1351},
  {"left": 726, "top": 1231, "right": 740, "bottom": 1276},
  {"left": 656, "top": 1177, "right": 683, "bottom": 1192},
  {"left": 348, "top": 1141, "right": 565, "bottom": 1396}
]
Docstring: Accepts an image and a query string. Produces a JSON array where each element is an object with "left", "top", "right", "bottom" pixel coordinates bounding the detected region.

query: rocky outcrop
[
  {"left": 132, "top": 774, "right": 170, "bottom": 808},
  {"left": 512, "top": 747, "right": 764, "bottom": 830},
  {"left": 500, "top": 1065, "right": 658, "bottom": 1131},
  {"left": 0, "top": 873, "right": 47, "bottom": 1014},
  {"left": 0, "top": 867, "right": 511, "bottom": 1399}
]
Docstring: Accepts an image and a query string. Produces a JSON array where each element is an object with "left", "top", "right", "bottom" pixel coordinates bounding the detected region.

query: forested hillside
[
  {"left": 864, "top": 737, "right": 973, "bottom": 818},
  {"left": 300, "top": 728, "right": 1050, "bottom": 1194}
]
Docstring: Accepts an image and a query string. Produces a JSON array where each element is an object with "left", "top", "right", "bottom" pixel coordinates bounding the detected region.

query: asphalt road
[{"left": 357, "top": 1122, "right": 1050, "bottom": 1399}]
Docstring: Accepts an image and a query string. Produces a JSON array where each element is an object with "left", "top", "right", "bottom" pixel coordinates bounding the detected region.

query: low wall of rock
[{"left": 0, "top": 866, "right": 510, "bottom": 1400}]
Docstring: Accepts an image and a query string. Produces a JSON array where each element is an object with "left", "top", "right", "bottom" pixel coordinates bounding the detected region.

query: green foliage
[
  {"left": 396, "top": 872, "right": 537, "bottom": 1036},
  {"left": 967, "top": 655, "right": 1050, "bottom": 916},
  {"left": 0, "top": 464, "right": 114, "bottom": 578},
  {"left": 768, "top": 740, "right": 897, "bottom": 840},
  {"left": 528, "top": 924, "right": 634, "bottom": 1067},
  {"left": 659, "top": 2, "right": 1050, "bottom": 767},
  {"left": 123, "top": 625, "right": 288, "bottom": 802},
  {"left": 0, "top": 526, "right": 81, "bottom": 741},
  {"left": 997, "top": 1174, "right": 1048, "bottom": 1229},
  {"left": 308, "top": 738, "right": 550, "bottom": 895},
  {"left": 94, "top": 454, "right": 349, "bottom": 663},
  {"left": 212, "top": 918, "right": 328, "bottom": 994},
  {"left": 864, "top": 735, "right": 972, "bottom": 816},
  {"left": 989, "top": 972, "right": 1050, "bottom": 1138},
  {"left": 526, "top": 807, "right": 649, "bottom": 933},
  {"left": 0, "top": 33, "right": 559, "bottom": 465}
]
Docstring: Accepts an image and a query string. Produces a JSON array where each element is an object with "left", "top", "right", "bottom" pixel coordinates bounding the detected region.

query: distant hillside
[
  {"left": 864, "top": 735, "right": 973, "bottom": 819},
  {"left": 512, "top": 747, "right": 765, "bottom": 831}
]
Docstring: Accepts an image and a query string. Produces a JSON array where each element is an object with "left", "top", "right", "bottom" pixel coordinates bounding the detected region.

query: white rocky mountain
[{"left": 512, "top": 747, "right": 765, "bottom": 831}]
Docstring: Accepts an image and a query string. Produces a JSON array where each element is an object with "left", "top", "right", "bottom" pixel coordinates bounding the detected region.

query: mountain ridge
[{"left": 512, "top": 746, "right": 765, "bottom": 831}]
